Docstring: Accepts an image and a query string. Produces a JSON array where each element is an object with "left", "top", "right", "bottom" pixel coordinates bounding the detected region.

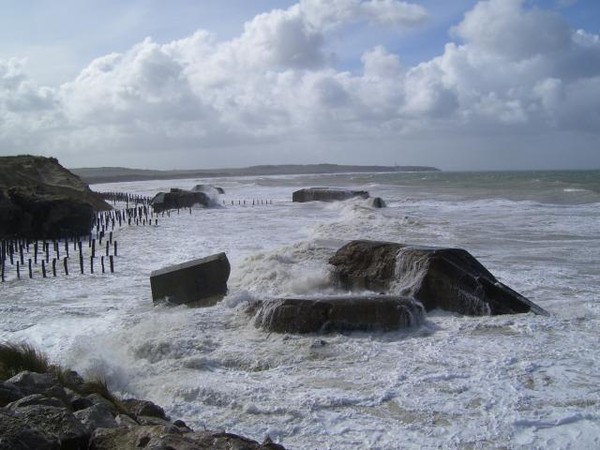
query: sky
[{"left": 0, "top": 0, "right": 599, "bottom": 171}]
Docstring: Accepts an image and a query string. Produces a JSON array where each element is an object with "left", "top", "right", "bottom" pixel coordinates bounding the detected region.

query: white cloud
[{"left": 0, "top": 0, "right": 599, "bottom": 169}]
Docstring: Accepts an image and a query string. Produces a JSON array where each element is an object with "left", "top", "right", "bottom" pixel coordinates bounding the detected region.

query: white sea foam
[{"left": 1, "top": 171, "right": 599, "bottom": 449}]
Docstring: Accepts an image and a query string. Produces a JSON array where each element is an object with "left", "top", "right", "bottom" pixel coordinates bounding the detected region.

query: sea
[{"left": 1, "top": 170, "right": 599, "bottom": 449}]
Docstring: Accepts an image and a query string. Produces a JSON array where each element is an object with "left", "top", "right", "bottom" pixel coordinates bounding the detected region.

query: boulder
[
  {"left": 151, "top": 188, "right": 210, "bottom": 213},
  {"left": 0, "top": 155, "right": 111, "bottom": 239},
  {"left": 150, "top": 253, "right": 231, "bottom": 306},
  {"left": 9, "top": 405, "right": 90, "bottom": 450},
  {"left": 0, "top": 409, "right": 59, "bottom": 450},
  {"left": 292, "top": 188, "right": 370, "bottom": 203},
  {"left": 253, "top": 295, "right": 425, "bottom": 334},
  {"left": 329, "top": 240, "right": 548, "bottom": 316}
]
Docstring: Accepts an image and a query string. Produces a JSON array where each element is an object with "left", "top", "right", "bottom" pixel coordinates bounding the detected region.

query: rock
[
  {"left": 292, "top": 188, "right": 370, "bottom": 203},
  {"left": 0, "top": 155, "right": 111, "bottom": 239},
  {"left": 74, "top": 404, "right": 119, "bottom": 432},
  {"left": 254, "top": 295, "right": 425, "bottom": 334},
  {"left": 151, "top": 188, "right": 210, "bottom": 213},
  {"left": 91, "top": 425, "right": 285, "bottom": 450},
  {"left": 10, "top": 405, "right": 90, "bottom": 450},
  {"left": 0, "top": 409, "right": 59, "bottom": 450},
  {"left": 150, "top": 253, "right": 231, "bottom": 306},
  {"left": 329, "top": 240, "right": 549, "bottom": 316},
  {"left": 7, "top": 394, "right": 66, "bottom": 410},
  {"left": 0, "top": 382, "right": 24, "bottom": 407},
  {"left": 122, "top": 398, "right": 167, "bottom": 420},
  {"left": 7, "top": 372, "right": 59, "bottom": 397}
]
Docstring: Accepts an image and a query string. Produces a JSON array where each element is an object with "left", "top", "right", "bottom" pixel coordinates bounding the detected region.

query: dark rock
[
  {"left": 0, "top": 382, "right": 24, "bottom": 407},
  {"left": 150, "top": 253, "right": 231, "bottom": 306},
  {"left": 85, "top": 394, "right": 119, "bottom": 416},
  {"left": 122, "top": 398, "right": 167, "bottom": 420},
  {"left": 329, "top": 240, "right": 549, "bottom": 316},
  {"left": 91, "top": 425, "right": 285, "bottom": 450},
  {"left": 11, "top": 405, "right": 90, "bottom": 450},
  {"left": 7, "top": 372, "right": 59, "bottom": 397},
  {"left": 151, "top": 188, "right": 210, "bottom": 213},
  {"left": 254, "top": 295, "right": 425, "bottom": 334},
  {"left": 73, "top": 404, "right": 119, "bottom": 432},
  {"left": 292, "top": 188, "right": 370, "bottom": 203},
  {"left": 0, "top": 408, "right": 59, "bottom": 450},
  {"left": 0, "top": 155, "right": 111, "bottom": 239},
  {"left": 7, "top": 394, "right": 66, "bottom": 410}
]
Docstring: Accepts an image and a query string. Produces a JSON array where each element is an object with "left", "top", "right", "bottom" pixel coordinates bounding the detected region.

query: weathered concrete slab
[
  {"left": 151, "top": 188, "right": 210, "bottom": 213},
  {"left": 253, "top": 295, "right": 425, "bottom": 334},
  {"left": 329, "top": 240, "right": 549, "bottom": 316},
  {"left": 150, "top": 253, "right": 230, "bottom": 306}
]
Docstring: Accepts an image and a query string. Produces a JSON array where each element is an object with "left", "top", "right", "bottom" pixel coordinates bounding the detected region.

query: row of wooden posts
[
  {"left": 1, "top": 190, "right": 276, "bottom": 282},
  {"left": 0, "top": 236, "right": 117, "bottom": 282}
]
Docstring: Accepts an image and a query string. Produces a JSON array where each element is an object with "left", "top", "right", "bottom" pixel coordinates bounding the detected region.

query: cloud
[{"left": 0, "top": 0, "right": 599, "bottom": 169}]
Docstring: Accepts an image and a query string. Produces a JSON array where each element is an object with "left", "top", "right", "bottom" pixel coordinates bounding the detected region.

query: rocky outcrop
[
  {"left": 329, "top": 240, "right": 548, "bottom": 316},
  {"left": 253, "top": 295, "right": 425, "bottom": 334},
  {"left": 0, "top": 155, "right": 111, "bottom": 239},
  {"left": 151, "top": 189, "right": 210, "bottom": 213},
  {"left": 292, "top": 188, "right": 370, "bottom": 203},
  {"left": 150, "top": 253, "right": 231, "bottom": 306},
  {"left": 0, "top": 370, "right": 285, "bottom": 450}
]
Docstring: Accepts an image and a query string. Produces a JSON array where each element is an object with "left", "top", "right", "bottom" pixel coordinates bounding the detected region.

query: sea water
[{"left": 1, "top": 170, "right": 599, "bottom": 449}]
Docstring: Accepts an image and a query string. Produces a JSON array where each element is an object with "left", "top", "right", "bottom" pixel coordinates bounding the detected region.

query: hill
[{"left": 72, "top": 164, "right": 440, "bottom": 184}]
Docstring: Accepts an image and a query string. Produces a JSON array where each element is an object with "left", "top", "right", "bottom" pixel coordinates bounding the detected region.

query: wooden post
[
  {"left": 114, "top": 241, "right": 118, "bottom": 256},
  {"left": 64, "top": 257, "right": 69, "bottom": 276},
  {"left": 106, "top": 241, "right": 109, "bottom": 256},
  {"left": 34, "top": 241, "right": 38, "bottom": 264},
  {"left": 28, "top": 259, "right": 33, "bottom": 278},
  {"left": 16, "top": 261, "right": 20, "bottom": 279},
  {"left": 41, "top": 260, "right": 47, "bottom": 278},
  {"left": 79, "top": 256, "right": 84, "bottom": 274},
  {"left": 91, "top": 239, "right": 96, "bottom": 259},
  {"left": 90, "top": 256, "right": 94, "bottom": 274},
  {"left": 101, "top": 256, "right": 105, "bottom": 273},
  {"left": 109, "top": 255, "right": 114, "bottom": 273},
  {"left": 52, "top": 259, "right": 57, "bottom": 277}
]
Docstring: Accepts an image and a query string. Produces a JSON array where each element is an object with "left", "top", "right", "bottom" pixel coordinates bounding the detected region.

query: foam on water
[{"left": 1, "top": 170, "right": 599, "bottom": 449}]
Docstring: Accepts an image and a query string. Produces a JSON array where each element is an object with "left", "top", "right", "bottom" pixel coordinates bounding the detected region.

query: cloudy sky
[{"left": 1, "top": 0, "right": 599, "bottom": 170}]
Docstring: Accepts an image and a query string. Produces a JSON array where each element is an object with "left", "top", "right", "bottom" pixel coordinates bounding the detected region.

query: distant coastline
[{"left": 71, "top": 163, "right": 441, "bottom": 185}]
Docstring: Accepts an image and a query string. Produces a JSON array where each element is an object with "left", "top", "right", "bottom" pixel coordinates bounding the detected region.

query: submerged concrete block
[
  {"left": 150, "top": 253, "right": 230, "bottom": 306},
  {"left": 253, "top": 295, "right": 425, "bottom": 334}
]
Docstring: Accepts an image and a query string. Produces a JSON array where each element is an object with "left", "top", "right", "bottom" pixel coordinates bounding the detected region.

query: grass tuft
[{"left": 0, "top": 341, "right": 51, "bottom": 380}]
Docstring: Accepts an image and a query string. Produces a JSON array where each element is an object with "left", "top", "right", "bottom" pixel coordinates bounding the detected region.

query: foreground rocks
[
  {"left": 254, "top": 295, "right": 425, "bottom": 333},
  {"left": 0, "top": 371, "right": 285, "bottom": 450},
  {"left": 150, "top": 253, "right": 231, "bottom": 306},
  {"left": 0, "top": 155, "right": 111, "bottom": 239},
  {"left": 329, "top": 240, "right": 548, "bottom": 316}
]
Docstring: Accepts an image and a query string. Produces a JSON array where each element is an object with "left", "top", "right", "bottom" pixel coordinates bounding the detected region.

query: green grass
[{"left": 0, "top": 341, "right": 51, "bottom": 380}]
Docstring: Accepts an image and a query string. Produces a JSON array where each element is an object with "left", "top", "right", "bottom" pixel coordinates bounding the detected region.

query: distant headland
[{"left": 71, "top": 164, "right": 441, "bottom": 184}]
